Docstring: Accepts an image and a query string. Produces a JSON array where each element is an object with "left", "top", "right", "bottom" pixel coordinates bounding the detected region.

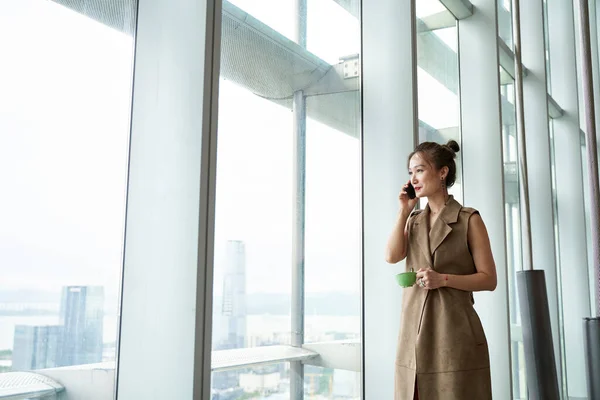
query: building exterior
[
  {"left": 58, "top": 286, "right": 104, "bottom": 367},
  {"left": 239, "top": 370, "right": 281, "bottom": 394},
  {"left": 11, "top": 325, "right": 62, "bottom": 371},
  {"left": 221, "top": 240, "right": 247, "bottom": 349}
]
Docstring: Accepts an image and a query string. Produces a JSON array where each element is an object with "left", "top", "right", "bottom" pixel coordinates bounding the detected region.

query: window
[
  {"left": 0, "top": 0, "right": 135, "bottom": 383},
  {"left": 548, "top": 121, "right": 568, "bottom": 397},
  {"left": 498, "top": 0, "right": 513, "bottom": 49},
  {"left": 304, "top": 366, "right": 360, "bottom": 399},
  {"left": 416, "top": 1, "right": 463, "bottom": 203},
  {"left": 213, "top": 363, "right": 291, "bottom": 399},
  {"left": 499, "top": 73, "right": 528, "bottom": 400},
  {"left": 211, "top": 0, "right": 361, "bottom": 397}
]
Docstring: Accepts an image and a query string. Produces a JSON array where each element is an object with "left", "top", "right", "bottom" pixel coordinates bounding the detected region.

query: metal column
[
  {"left": 511, "top": 0, "right": 532, "bottom": 273},
  {"left": 577, "top": 0, "right": 600, "bottom": 319},
  {"left": 291, "top": 0, "right": 307, "bottom": 398},
  {"left": 576, "top": 0, "right": 600, "bottom": 397}
]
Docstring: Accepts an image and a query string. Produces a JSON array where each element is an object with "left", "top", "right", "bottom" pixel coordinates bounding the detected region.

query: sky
[
  {"left": 0, "top": 0, "right": 459, "bottom": 305},
  {"left": 0, "top": 0, "right": 134, "bottom": 307}
]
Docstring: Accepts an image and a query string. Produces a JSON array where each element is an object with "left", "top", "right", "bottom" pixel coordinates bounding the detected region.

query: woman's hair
[{"left": 407, "top": 140, "right": 460, "bottom": 188}]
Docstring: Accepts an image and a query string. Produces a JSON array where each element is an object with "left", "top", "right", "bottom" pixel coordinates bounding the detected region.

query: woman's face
[{"left": 408, "top": 153, "right": 444, "bottom": 198}]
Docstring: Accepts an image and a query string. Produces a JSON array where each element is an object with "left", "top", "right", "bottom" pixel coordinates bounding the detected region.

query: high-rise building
[
  {"left": 221, "top": 240, "right": 247, "bottom": 349},
  {"left": 58, "top": 286, "right": 104, "bottom": 366},
  {"left": 212, "top": 241, "right": 248, "bottom": 391},
  {"left": 11, "top": 325, "right": 62, "bottom": 371}
]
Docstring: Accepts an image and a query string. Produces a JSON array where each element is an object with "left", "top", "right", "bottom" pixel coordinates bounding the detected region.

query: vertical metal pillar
[
  {"left": 510, "top": 0, "right": 532, "bottom": 273},
  {"left": 291, "top": 0, "right": 307, "bottom": 399},
  {"left": 577, "top": 1, "right": 600, "bottom": 397},
  {"left": 577, "top": 0, "right": 600, "bottom": 319}
]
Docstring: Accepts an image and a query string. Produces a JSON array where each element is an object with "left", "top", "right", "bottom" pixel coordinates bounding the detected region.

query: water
[
  {"left": 0, "top": 315, "right": 119, "bottom": 350},
  {"left": 0, "top": 314, "right": 360, "bottom": 351}
]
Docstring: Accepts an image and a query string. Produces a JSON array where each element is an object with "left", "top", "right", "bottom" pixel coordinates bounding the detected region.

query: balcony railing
[{"left": 0, "top": 340, "right": 360, "bottom": 399}]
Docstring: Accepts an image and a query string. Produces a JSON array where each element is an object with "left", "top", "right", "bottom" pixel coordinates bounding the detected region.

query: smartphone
[{"left": 406, "top": 182, "right": 416, "bottom": 199}]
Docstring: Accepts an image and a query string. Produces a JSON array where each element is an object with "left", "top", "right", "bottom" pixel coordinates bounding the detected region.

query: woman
[{"left": 385, "top": 140, "right": 497, "bottom": 400}]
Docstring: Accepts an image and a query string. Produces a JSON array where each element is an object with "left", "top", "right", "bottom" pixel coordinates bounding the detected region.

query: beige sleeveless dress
[{"left": 394, "top": 196, "right": 492, "bottom": 400}]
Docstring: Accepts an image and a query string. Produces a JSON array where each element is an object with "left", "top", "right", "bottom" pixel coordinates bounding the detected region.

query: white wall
[
  {"left": 362, "top": 0, "right": 417, "bottom": 398},
  {"left": 116, "top": 0, "right": 220, "bottom": 398},
  {"left": 458, "top": 1, "right": 512, "bottom": 398}
]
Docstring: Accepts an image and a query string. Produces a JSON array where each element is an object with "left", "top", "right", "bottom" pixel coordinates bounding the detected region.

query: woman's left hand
[{"left": 416, "top": 267, "right": 445, "bottom": 289}]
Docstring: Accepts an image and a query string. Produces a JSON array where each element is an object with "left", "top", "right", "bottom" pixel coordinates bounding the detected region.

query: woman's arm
[
  {"left": 385, "top": 181, "right": 418, "bottom": 264},
  {"left": 416, "top": 213, "right": 498, "bottom": 291},
  {"left": 385, "top": 210, "right": 411, "bottom": 264}
]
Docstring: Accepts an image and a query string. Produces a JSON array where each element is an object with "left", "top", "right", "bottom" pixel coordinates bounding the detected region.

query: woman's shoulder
[
  {"left": 450, "top": 197, "right": 479, "bottom": 218},
  {"left": 456, "top": 203, "right": 480, "bottom": 226},
  {"left": 460, "top": 206, "right": 479, "bottom": 216}
]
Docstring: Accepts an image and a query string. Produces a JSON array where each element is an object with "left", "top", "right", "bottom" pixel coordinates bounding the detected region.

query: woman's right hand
[{"left": 398, "top": 180, "right": 418, "bottom": 213}]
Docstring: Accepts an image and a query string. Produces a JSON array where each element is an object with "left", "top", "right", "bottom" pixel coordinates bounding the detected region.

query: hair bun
[{"left": 446, "top": 140, "right": 460, "bottom": 153}]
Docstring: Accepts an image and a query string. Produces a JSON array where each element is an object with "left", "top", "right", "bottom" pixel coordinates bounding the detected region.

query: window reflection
[{"left": 0, "top": 0, "right": 135, "bottom": 382}]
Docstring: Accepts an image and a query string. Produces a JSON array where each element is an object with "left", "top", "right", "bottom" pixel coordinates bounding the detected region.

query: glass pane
[
  {"left": 548, "top": 121, "right": 567, "bottom": 398},
  {"left": 212, "top": 363, "right": 291, "bottom": 399},
  {"left": 307, "top": 0, "right": 360, "bottom": 65},
  {"left": 212, "top": 81, "right": 293, "bottom": 351},
  {"left": 0, "top": 0, "right": 135, "bottom": 385},
  {"left": 227, "top": 0, "right": 296, "bottom": 42},
  {"left": 224, "top": 0, "right": 360, "bottom": 65},
  {"left": 543, "top": 0, "right": 552, "bottom": 94},
  {"left": 304, "top": 2, "right": 361, "bottom": 345},
  {"left": 417, "top": 0, "right": 451, "bottom": 19},
  {"left": 416, "top": 6, "right": 463, "bottom": 203},
  {"left": 500, "top": 73, "right": 528, "bottom": 400},
  {"left": 304, "top": 115, "right": 361, "bottom": 343},
  {"left": 304, "top": 365, "right": 360, "bottom": 399},
  {"left": 213, "top": 0, "right": 362, "bottom": 395},
  {"left": 498, "top": 0, "right": 513, "bottom": 49}
]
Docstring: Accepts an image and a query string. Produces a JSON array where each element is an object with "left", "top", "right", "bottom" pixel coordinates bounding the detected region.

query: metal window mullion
[
  {"left": 511, "top": 0, "right": 533, "bottom": 273},
  {"left": 291, "top": 0, "right": 307, "bottom": 399},
  {"left": 291, "top": 90, "right": 306, "bottom": 400},
  {"left": 196, "top": 0, "right": 223, "bottom": 398},
  {"left": 577, "top": 0, "right": 600, "bottom": 317}
]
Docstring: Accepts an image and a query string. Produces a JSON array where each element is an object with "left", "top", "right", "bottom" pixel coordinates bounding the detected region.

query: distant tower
[
  {"left": 12, "top": 325, "right": 62, "bottom": 371},
  {"left": 58, "top": 286, "right": 104, "bottom": 366},
  {"left": 222, "top": 240, "right": 247, "bottom": 349}
]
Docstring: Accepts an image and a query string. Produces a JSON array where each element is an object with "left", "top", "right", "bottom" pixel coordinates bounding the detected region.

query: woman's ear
[{"left": 440, "top": 166, "right": 449, "bottom": 179}]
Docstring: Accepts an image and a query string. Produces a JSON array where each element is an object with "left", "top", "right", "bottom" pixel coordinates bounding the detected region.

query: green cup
[{"left": 396, "top": 270, "right": 417, "bottom": 288}]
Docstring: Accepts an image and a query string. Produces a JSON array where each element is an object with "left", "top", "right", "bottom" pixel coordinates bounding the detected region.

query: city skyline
[
  {"left": 1, "top": 2, "right": 362, "bottom": 397},
  {"left": 58, "top": 286, "right": 104, "bottom": 366},
  {"left": 221, "top": 240, "right": 248, "bottom": 350},
  {"left": 10, "top": 285, "right": 104, "bottom": 371}
]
